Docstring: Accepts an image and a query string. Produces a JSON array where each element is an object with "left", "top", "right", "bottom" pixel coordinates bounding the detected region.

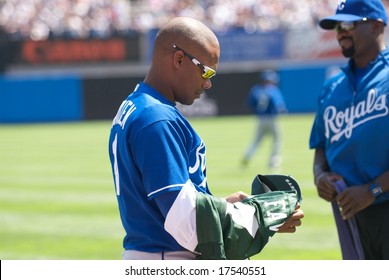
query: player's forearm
[{"left": 313, "top": 148, "right": 330, "bottom": 185}]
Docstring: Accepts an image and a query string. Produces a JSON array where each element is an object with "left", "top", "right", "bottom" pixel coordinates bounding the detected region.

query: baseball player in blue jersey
[
  {"left": 242, "top": 69, "right": 287, "bottom": 169},
  {"left": 108, "top": 17, "right": 304, "bottom": 260},
  {"left": 310, "top": 0, "right": 389, "bottom": 259}
]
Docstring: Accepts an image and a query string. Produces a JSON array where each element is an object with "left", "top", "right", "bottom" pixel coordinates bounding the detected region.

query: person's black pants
[{"left": 356, "top": 201, "right": 389, "bottom": 259}]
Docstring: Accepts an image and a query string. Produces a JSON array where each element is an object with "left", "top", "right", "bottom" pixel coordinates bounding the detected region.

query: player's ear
[
  {"left": 173, "top": 49, "right": 184, "bottom": 67},
  {"left": 371, "top": 20, "right": 384, "bottom": 36}
]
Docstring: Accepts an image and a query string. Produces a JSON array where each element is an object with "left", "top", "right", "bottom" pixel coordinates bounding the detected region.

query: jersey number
[{"left": 112, "top": 134, "right": 120, "bottom": 196}]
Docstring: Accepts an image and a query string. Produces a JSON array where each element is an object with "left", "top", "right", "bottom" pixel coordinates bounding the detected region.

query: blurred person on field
[
  {"left": 242, "top": 69, "right": 287, "bottom": 170},
  {"left": 309, "top": 0, "right": 389, "bottom": 260}
]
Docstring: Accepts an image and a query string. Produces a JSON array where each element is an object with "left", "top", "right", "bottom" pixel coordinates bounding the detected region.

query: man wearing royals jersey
[
  {"left": 108, "top": 17, "right": 304, "bottom": 260},
  {"left": 310, "top": 0, "right": 389, "bottom": 259}
]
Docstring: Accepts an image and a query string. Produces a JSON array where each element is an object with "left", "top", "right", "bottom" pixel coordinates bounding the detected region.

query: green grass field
[{"left": 0, "top": 114, "right": 341, "bottom": 260}]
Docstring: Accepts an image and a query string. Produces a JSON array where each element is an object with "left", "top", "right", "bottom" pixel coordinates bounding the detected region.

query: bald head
[
  {"left": 144, "top": 17, "right": 220, "bottom": 105},
  {"left": 153, "top": 17, "right": 219, "bottom": 61}
]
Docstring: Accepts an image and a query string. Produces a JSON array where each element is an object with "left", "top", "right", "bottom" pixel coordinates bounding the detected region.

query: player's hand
[
  {"left": 315, "top": 172, "right": 343, "bottom": 202},
  {"left": 336, "top": 184, "right": 374, "bottom": 220},
  {"left": 224, "top": 191, "right": 249, "bottom": 203},
  {"left": 278, "top": 203, "right": 304, "bottom": 233}
]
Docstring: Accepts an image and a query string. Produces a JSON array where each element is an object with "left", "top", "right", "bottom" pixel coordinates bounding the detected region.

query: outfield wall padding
[{"left": 0, "top": 75, "right": 82, "bottom": 123}]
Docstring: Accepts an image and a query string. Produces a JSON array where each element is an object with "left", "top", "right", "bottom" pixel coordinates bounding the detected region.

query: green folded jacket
[{"left": 195, "top": 174, "right": 301, "bottom": 260}]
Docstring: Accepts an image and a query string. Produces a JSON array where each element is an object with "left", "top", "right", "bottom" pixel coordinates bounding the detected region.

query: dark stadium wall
[
  {"left": 83, "top": 73, "right": 258, "bottom": 120},
  {"left": 83, "top": 76, "right": 140, "bottom": 120},
  {"left": 82, "top": 64, "right": 332, "bottom": 120}
]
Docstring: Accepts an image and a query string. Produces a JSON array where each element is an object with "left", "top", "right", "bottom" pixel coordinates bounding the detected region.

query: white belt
[{"left": 122, "top": 249, "right": 197, "bottom": 260}]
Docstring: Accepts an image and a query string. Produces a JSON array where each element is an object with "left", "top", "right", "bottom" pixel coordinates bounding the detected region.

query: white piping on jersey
[{"left": 147, "top": 183, "right": 184, "bottom": 198}]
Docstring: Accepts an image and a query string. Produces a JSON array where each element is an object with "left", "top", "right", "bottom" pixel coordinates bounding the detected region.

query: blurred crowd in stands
[{"left": 1, "top": 0, "right": 389, "bottom": 40}]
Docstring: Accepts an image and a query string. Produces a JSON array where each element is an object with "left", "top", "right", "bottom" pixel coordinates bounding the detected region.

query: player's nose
[{"left": 203, "top": 78, "right": 212, "bottom": 90}]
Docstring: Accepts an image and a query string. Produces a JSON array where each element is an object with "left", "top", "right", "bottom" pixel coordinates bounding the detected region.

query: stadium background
[{"left": 1, "top": 0, "right": 388, "bottom": 123}]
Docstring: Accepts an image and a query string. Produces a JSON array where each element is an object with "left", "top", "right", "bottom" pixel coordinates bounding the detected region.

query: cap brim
[
  {"left": 251, "top": 174, "right": 302, "bottom": 201},
  {"left": 319, "top": 14, "right": 364, "bottom": 29}
]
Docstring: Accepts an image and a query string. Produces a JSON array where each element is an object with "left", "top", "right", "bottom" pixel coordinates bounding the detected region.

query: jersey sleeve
[
  {"left": 132, "top": 119, "right": 190, "bottom": 200},
  {"left": 309, "top": 113, "right": 326, "bottom": 149},
  {"left": 247, "top": 86, "right": 259, "bottom": 111},
  {"left": 309, "top": 78, "right": 335, "bottom": 149},
  {"left": 272, "top": 88, "right": 287, "bottom": 113}
]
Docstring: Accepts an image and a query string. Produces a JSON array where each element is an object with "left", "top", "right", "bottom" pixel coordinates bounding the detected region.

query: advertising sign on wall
[
  {"left": 10, "top": 35, "right": 141, "bottom": 65},
  {"left": 216, "top": 28, "right": 285, "bottom": 62}
]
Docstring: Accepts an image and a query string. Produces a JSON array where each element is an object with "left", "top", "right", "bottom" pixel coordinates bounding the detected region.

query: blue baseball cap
[{"left": 319, "top": 0, "right": 388, "bottom": 30}]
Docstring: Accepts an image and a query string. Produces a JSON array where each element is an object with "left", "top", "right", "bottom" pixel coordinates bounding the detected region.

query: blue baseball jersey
[
  {"left": 247, "top": 84, "right": 287, "bottom": 116},
  {"left": 309, "top": 48, "right": 389, "bottom": 203},
  {"left": 108, "top": 82, "right": 211, "bottom": 252}
]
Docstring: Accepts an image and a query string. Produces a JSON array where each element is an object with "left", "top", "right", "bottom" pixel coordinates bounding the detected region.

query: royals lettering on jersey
[
  {"left": 324, "top": 88, "right": 389, "bottom": 143},
  {"left": 189, "top": 141, "right": 207, "bottom": 188}
]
